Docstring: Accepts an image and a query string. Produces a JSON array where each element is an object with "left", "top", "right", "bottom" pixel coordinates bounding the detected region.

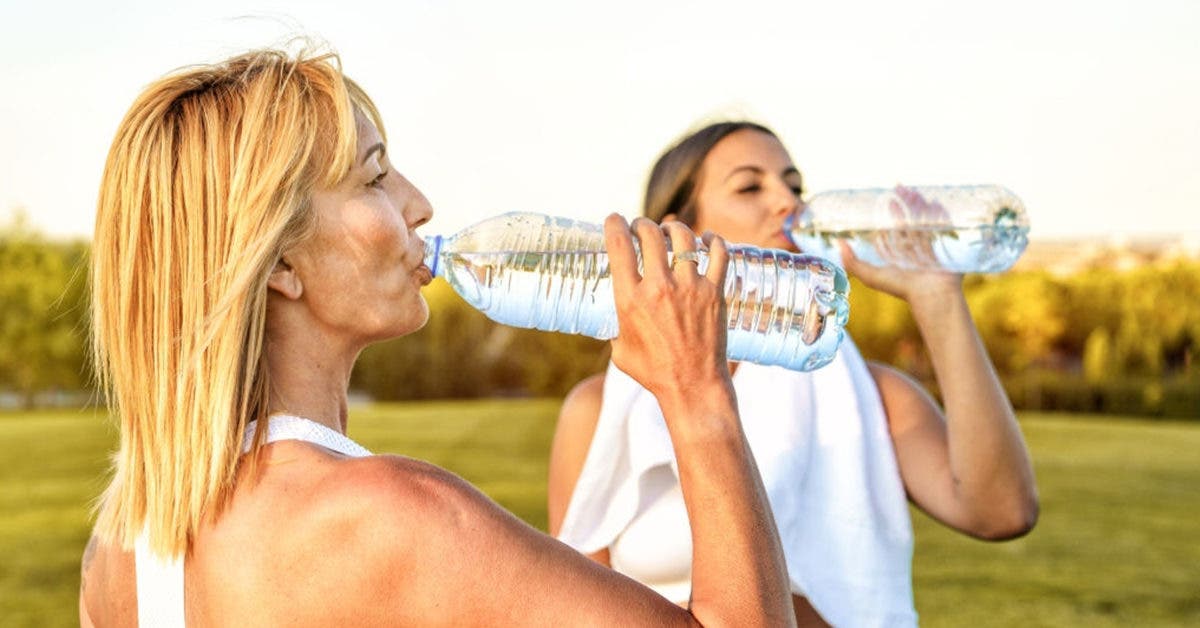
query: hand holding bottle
[
  {"left": 876, "top": 184, "right": 951, "bottom": 269},
  {"left": 603, "top": 214, "right": 796, "bottom": 626},
  {"left": 841, "top": 185, "right": 966, "bottom": 304},
  {"left": 838, "top": 238, "right": 965, "bottom": 306},
  {"left": 787, "top": 184, "right": 1030, "bottom": 273},
  {"left": 605, "top": 215, "right": 733, "bottom": 402}
]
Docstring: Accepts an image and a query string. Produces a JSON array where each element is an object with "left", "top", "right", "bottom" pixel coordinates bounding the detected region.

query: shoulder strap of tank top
[{"left": 242, "top": 414, "right": 372, "bottom": 457}]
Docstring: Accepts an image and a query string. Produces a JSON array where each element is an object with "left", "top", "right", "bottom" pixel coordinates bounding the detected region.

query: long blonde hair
[{"left": 91, "top": 46, "right": 383, "bottom": 558}]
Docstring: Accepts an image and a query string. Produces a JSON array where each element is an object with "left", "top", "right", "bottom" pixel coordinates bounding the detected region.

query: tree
[
  {"left": 967, "top": 272, "right": 1068, "bottom": 374},
  {"left": 0, "top": 210, "right": 91, "bottom": 407},
  {"left": 1082, "top": 327, "right": 1113, "bottom": 384}
]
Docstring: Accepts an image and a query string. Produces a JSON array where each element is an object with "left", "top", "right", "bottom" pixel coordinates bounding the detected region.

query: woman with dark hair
[{"left": 549, "top": 121, "right": 1039, "bottom": 627}]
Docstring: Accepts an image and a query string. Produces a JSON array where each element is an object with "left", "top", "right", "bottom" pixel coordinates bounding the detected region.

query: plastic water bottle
[
  {"left": 423, "top": 212, "right": 850, "bottom": 372},
  {"left": 785, "top": 185, "right": 1030, "bottom": 273}
]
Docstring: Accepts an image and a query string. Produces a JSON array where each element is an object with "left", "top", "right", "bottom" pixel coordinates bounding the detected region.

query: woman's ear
[{"left": 267, "top": 258, "right": 303, "bottom": 300}]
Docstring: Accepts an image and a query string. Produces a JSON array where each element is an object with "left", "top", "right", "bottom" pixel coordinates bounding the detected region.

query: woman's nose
[
  {"left": 772, "top": 181, "right": 801, "bottom": 216},
  {"left": 406, "top": 190, "right": 434, "bottom": 230}
]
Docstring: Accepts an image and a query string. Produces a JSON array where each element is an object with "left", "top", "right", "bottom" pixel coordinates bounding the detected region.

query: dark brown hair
[{"left": 642, "top": 121, "right": 778, "bottom": 225}]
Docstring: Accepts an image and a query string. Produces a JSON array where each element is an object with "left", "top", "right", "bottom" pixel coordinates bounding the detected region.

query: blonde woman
[{"left": 79, "top": 48, "right": 794, "bottom": 626}]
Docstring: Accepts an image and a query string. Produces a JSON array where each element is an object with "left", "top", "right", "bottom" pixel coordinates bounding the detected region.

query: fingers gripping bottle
[
  {"left": 785, "top": 184, "right": 1030, "bottom": 273},
  {"left": 423, "top": 212, "right": 850, "bottom": 372}
]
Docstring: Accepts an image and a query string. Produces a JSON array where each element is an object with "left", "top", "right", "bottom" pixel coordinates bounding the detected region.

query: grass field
[{"left": 1, "top": 403, "right": 1198, "bottom": 626}]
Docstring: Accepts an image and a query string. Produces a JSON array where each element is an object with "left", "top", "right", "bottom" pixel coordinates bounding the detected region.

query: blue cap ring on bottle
[{"left": 425, "top": 235, "right": 444, "bottom": 278}]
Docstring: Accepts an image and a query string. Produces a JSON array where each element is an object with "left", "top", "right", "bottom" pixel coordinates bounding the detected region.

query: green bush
[
  {"left": 1003, "top": 370, "right": 1200, "bottom": 419},
  {"left": 3, "top": 213, "right": 1199, "bottom": 418}
]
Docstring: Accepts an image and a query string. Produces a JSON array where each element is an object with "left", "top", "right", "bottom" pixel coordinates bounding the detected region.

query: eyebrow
[
  {"left": 723, "top": 165, "right": 802, "bottom": 182},
  {"left": 360, "top": 142, "right": 386, "bottom": 166}
]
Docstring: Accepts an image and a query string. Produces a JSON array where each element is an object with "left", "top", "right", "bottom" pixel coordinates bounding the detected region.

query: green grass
[
  {"left": 0, "top": 408, "right": 116, "bottom": 626},
  {"left": 1, "top": 406, "right": 1198, "bottom": 626},
  {"left": 912, "top": 415, "right": 1200, "bottom": 627}
]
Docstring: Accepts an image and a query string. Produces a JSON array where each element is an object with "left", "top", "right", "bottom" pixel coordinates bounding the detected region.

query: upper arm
[
  {"left": 546, "top": 374, "right": 605, "bottom": 538},
  {"left": 77, "top": 533, "right": 136, "bottom": 627},
  {"left": 868, "top": 362, "right": 960, "bottom": 523},
  {"left": 870, "top": 361, "right": 1038, "bottom": 537},
  {"left": 338, "top": 456, "right": 692, "bottom": 626}
]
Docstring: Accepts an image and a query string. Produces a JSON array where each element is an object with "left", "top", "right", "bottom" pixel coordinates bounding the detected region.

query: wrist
[
  {"left": 656, "top": 375, "right": 741, "bottom": 440},
  {"left": 908, "top": 282, "right": 969, "bottom": 327}
]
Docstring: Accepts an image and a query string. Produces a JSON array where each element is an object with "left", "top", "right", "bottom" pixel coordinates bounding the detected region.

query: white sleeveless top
[
  {"left": 133, "top": 415, "right": 371, "bottom": 627},
  {"left": 558, "top": 339, "right": 918, "bottom": 627}
]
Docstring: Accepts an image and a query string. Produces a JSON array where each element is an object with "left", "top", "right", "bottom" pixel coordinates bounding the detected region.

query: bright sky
[{"left": 1, "top": 0, "right": 1197, "bottom": 241}]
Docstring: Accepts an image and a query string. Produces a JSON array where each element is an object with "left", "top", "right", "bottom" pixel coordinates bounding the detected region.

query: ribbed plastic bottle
[
  {"left": 423, "top": 212, "right": 850, "bottom": 372},
  {"left": 785, "top": 185, "right": 1030, "bottom": 273}
]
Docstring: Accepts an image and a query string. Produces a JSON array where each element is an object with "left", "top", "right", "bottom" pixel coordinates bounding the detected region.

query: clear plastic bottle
[
  {"left": 785, "top": 185, "right": 1030, "bottom": 273},
  {"left": 424, "top": 212, "right": 850, "bottom": 372}
]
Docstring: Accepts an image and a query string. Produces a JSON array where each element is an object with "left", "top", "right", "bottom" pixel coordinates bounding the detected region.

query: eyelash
[
  {"left": 368, "top": 170, "right": 389, "bottom": 188},
  {"left": 737, "top": 183, "right": 805, "bottom": 197}
]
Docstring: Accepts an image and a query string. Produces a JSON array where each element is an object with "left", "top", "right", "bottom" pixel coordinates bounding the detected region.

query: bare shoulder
[
  {"left": 558, "top": 372, "right": 606, "bottom": 438},
  {"left": 323, "top": 453, "right": 688, "bottom": 625},
  {"left": 81, "top": 445, "right": 686, "bottom": 625},
  {"left": 210, "top": 452, "right": 485, "bottom": 623},
  {"left": 300, "top": 453, "right": 499, "bottom": 552},
  {"left": 547, "top": 373, "right": 607, "bottom": 535},
  {"left": 303, "top": 454, "right": 588, "bottom": 624},
  {"left": 318, "top": 453, "right": 491, "bottom": 525}
]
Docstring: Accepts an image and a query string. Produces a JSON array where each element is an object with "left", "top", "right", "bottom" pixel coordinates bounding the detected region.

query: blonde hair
[{"left": 91, "top": 45, "right": 384, "bottom": 558}]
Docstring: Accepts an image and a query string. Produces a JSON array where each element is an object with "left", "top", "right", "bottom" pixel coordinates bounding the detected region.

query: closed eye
[{"left": 368, "top": 169, "right": 389, "bottom": 188}]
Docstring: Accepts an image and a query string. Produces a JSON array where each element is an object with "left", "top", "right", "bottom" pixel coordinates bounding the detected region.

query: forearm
[
  {"left": 658, "top": 381, "right": 794, "bottom": 627},
  {"left": 910, "top": 289, "right": 1038, "bottom": 532}
]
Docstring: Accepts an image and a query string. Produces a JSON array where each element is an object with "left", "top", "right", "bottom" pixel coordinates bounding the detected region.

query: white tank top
[
  {"left": 133, "top": 415, "right": 372, "bottom": 627},
  {"left": 560, "top": 340, "right": 918, "bottom": 626},
  {"left": 608, "top": 466, "right": 693, "bottom": 603}
]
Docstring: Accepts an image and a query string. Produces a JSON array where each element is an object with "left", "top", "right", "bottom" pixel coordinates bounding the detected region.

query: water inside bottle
[
  {"left": 436, "top": 245, "right": 850, "bottom": 371},
  {"left": 787, "top": 186, "right": 1030, "bottom": 273},
  {"left": 440, "top": 250, "right": 620, "bottom": 339},
  {"left": 789, "top": 223, "right": 1030, "bottom": 273}
]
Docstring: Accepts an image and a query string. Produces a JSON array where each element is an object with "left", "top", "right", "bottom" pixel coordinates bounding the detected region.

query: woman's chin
[{"left": 366, "top": 302, "right": 431, "bottom": 345}]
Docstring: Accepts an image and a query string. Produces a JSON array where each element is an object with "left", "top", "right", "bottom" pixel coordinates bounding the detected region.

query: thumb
[
  {"left": 837, "top": 240, "right": 867, "bottom": 275},
  {"left": 838, "top": 240, "right": 889, "bottom": 289}
]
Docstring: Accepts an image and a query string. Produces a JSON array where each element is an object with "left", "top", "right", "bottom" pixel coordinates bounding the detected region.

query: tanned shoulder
[{"left": 272, "top": 453, "right": 519, "bottom": 625}]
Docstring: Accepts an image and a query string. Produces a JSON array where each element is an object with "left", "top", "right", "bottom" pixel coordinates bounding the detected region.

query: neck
[{"left": 264, "top": 327, "right": 360, "bottom": 435}]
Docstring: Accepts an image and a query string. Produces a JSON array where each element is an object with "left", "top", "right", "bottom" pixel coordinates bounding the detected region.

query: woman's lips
[
  {"left": 415, "top": 264, "right": 433, "bottom": 286},
  {"left": 772, "top": 232, "right": 797, "bottom": 251}
]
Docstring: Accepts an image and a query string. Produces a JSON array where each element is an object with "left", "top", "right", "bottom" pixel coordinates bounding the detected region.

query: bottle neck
[{"left": 423, "top": 235, "right": 444, "bottom": 278}]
